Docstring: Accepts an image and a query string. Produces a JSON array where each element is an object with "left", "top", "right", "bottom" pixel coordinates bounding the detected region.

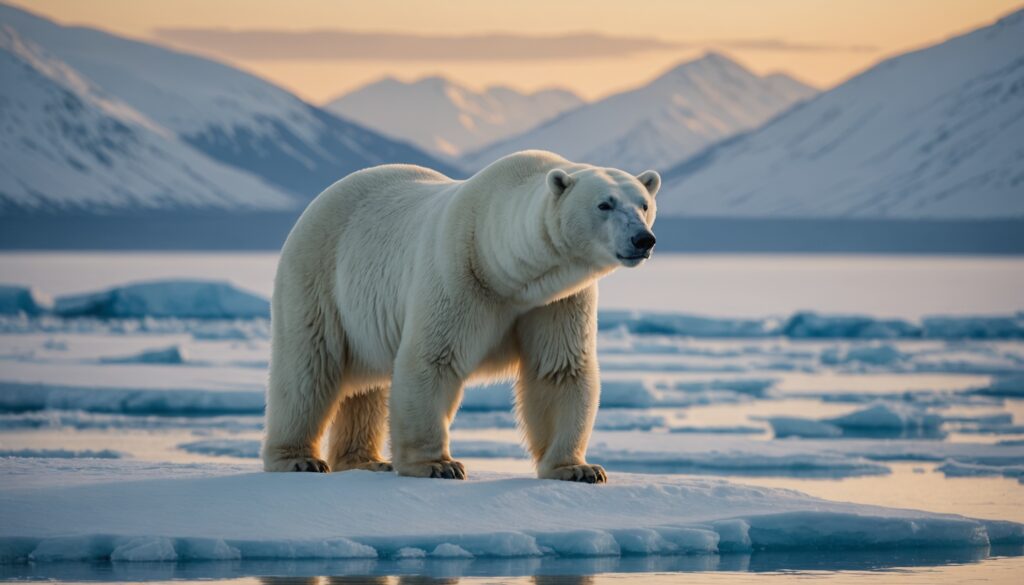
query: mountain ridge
[
  {"left": 459, "top": 52, "right": 816, "bottom": 173},
  {"left": 324, "top": 76, "right": 583, "bottom": 158},
  {"left": 0, "top": 2, "right": 461, "bottom": 213},
  {"left": 0, "top": 25, "right": 297, "bottom": 212},
  {"left": 657, "top": 8, "right": 1024, "bottom": 219}
]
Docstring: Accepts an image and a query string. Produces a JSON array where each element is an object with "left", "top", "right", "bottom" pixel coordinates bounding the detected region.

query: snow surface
[
  {"left": 165, "top": 429, "right": 1024, "bottom": 482},
  {"left": 461, "top": 52, "right": 815, "bottom": 172},
  {"left": 325, "top": 76, "right": 583, "bottom": 157},
  {"left": 0, "top": 460, "right": 1019, "bottom": 564},
  {"left": 658, "top": 9, "right": 1024, "bottom": 219}
]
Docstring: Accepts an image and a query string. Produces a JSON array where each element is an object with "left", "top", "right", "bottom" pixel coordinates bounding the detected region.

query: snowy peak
[
  {"left": 658, "top": 8, "right": 1024, "bottom": 219},
  {"left": 0, "top": 26, "right": 296, "bottom": 212},
  {"left": 656, "top": 51, "right": 752, "bottom": 81},
  {"left": 324, "top": 76, "right": 584, "bottom": 157},
  {"left": 460, "top": 52, "right": 816, "bottom": 172},
  {"left": 0, "top": 2, "right": 460, "bottom": 214}
]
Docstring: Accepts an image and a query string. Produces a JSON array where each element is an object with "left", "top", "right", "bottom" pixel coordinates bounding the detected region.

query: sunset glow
[{"left": 10, "top": 0, "right": 1022, "bottom": 102}]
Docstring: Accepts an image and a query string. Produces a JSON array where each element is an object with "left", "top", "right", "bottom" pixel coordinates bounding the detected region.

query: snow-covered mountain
[
  {"left": 325, "top": 76, "right": 583, "bottom": 158},
  {"left": 461, "top": 53, "right": 816, "bottom": 172},
  {"left": 0, "top": 3, "right": 459, "bottom": 213},
  {"left": 658, "top": 9, "right": 1024, "bottom": 219},
  {"left": 0, "top": 26, "right": 296, "bottom": 212}
]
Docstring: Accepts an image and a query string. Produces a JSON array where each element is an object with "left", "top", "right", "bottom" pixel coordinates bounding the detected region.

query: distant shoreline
[{"left": 2, "top": 213, "right": 1023, "bottom": 254}]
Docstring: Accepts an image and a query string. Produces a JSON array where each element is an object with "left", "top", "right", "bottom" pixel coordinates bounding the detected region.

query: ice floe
[{"left": 0, "top": 459, "right": 1019, "bottom": 564}]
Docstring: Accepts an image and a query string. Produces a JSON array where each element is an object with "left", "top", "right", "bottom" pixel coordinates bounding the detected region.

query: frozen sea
[{"left": 0, "top": 252, "right": 1023, "bottom": 584}]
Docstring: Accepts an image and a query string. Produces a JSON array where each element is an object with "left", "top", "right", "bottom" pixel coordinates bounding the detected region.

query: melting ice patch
[{"left": 0, "top": 448, "right": 123, "bottom": 459}]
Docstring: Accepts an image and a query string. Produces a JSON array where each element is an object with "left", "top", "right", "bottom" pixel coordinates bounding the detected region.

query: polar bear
[{"left": 262, "top": 150, "right": 659, "bottom": 482}]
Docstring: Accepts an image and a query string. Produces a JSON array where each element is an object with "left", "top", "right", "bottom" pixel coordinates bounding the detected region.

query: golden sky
[{"left": 10, "top": 0, "right": 1023, "bottom": 102}]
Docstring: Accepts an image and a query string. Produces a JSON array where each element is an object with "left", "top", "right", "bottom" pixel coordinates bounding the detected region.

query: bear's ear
[
  {"left": 636, "top": 170, "right": 661, "bottom": 197},
  {"left": 546, "top": 168, "right": 575, "bottom": 198}
]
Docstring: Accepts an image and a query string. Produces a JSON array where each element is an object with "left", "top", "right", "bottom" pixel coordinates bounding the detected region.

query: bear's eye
[
  {"left": 598, "top": 202, "right": 613, "bottom": 211},
  {"left": 642, "top": 203, "right": 649, "bottom": 212}
]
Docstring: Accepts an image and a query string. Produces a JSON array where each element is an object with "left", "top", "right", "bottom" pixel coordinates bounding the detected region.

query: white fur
[{"left": 262, "top": 150, "right": 659, "bottom": 481}]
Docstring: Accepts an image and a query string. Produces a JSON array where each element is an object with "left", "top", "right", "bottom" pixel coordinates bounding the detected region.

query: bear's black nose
[{"left": 631, "top": 231, "right": 656, "bottom": 251}]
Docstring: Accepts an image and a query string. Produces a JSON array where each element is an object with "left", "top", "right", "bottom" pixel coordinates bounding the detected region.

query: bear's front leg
[
  {"left": 389, "top": 343, "right": 467, "bottom": 480},
  {"left": 515, "top": 286, "right": 606, "bottom": 483}
]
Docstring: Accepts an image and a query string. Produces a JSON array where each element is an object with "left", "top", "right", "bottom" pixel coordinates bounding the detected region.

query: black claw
[{"left": 293, "top": 463, "right": 301, "bottom": 471}]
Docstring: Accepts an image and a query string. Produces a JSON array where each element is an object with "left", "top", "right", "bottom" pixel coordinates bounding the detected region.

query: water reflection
[{"left": 1, "top": 546, "right": 1018, "bottom": 582}]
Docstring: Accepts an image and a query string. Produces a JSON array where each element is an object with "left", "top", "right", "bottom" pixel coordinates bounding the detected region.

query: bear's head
[{"left": 547, "top": 167, "right": 660, "bottom": 268}]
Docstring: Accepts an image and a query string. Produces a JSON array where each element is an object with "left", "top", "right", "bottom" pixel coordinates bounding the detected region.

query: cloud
[
  {"left": 716, "top": 39, "right": 878, "bottom": 53},
  {"left": 151, "top": 28, "right": 878, "bottom": 61},
  {"left": 152, "top": 29, "right": 674, "bottom": 60}
]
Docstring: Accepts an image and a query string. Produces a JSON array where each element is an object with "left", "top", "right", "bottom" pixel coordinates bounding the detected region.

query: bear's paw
[
  {"left": 397, "top": 459, "right": 467, "bottom": 480},
  {"left": 541, "top": 463, "right": 607, "bottom": 484},
  {"left": 265, "top": 456, "right": 330, "bottom": 473}
]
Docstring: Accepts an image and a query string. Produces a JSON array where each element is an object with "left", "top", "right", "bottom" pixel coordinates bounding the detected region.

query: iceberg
[
  {"left": 99, "top": 345, "right": 187, "bottom": 365},
  {"left": 598, "top": 310, "right": 778, "bottom": 338},
  {"left": 765, "top": 417, "right": 843, "bottom": 439},
  {"left": 973, "top": 375, "right": 1024, "bottom": 398},
  {"left": 54, "top": 280, "right": 269, "bottom": 319},
  {"left": 827, "top": 403, "right": 944, "bottom": 431},
  {"left": 782, "top": 312, "right": 921, "bottom": 339},
  {"left": 0, "top": 285, "right": 51, "bottom": 316}
]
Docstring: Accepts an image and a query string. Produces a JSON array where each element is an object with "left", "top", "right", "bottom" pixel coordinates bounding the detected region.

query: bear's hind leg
[
  {"left": 327, "top": 386, "right": 393, "bottom": 472},
  {"left": 262, "top": 292, "right": 345, "bottom": 473}
]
